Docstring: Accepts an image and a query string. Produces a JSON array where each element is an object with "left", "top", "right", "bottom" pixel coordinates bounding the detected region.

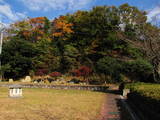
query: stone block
[
  {"left": 9, "top": 79, "right": 13, "bottom": 82},
  {"left": 24, "top": 76, "right": 32, "bottom": 82},
  {"left": 123, "top": 89, "right": 130, "bottom": 97}
]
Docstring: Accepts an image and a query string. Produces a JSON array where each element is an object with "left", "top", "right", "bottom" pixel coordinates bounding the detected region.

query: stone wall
[{"left": 0, "top": 84, "right": 108, "bottom": 92}]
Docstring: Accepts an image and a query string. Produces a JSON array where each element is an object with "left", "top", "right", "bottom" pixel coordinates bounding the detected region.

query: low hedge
[{"left": 124, "top": 82, "right": 160, "bottom": 120}]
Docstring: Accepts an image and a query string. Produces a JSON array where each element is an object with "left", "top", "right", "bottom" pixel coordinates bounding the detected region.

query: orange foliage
[
  {"left": 37, "top": 36, "right": 42, "bottom": 40},
  {"left": 53, "top": 32, "right": 63, "bottom": 37},
  {"left": 52, "top": 16, "right": 74, "bottom": 38},
  {"left": 22, "top": 31, "right": 31, "bottom": 38},
  {"left": 11, "top": 17, "right": 47, "bottom": 42},
  {"left": 30, "top": 17, "right": 45, "bottom": 24},
  {"left": 28, "top": 17, "right": 46, "bottom": 41},
  {"left": 29, "top": 17, "right": 46, "bottom": 29}
]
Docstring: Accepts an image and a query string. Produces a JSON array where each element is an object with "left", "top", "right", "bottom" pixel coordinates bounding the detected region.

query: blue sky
[{"left": 0, "top": 0, "right": 160, "bottom": 24}]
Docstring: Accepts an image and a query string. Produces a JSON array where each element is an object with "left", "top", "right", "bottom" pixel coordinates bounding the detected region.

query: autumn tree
[
  {"left": 9, "top": 17, "right": 51, "bottom": 43},
  {"left": 52, "top": 16, "right": 74, "bottom": 72},
  {"left": 52, "top": 16, "right": 74, "bottom": 38},
  {"left": 52, "top": 15, "right": 74, "bottom": 52}
]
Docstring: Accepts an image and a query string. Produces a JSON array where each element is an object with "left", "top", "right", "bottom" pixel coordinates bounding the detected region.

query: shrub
[
  {"left": 124, "top": 59, "right": 153, "bottom": 82},
  {"left": 72, "top": 66, "right": 92, "bottom": 77},
  {"left": 49, "top": 72, "right": 62, "bottom": 77},
  {"left": 71, "top": 66, "right": 92, "bottom": 83},
  {"left": 96, "top": 56, "right": 122, "bottom": 82},
  {"left": 35, "top": 69, "right": 48, "bottom": 76},
  {"left": 87, "top": 73, "right": 106, "bottom": 85},
  {"left": 78, "top": 66, "right": 92, "bottom": 77}
]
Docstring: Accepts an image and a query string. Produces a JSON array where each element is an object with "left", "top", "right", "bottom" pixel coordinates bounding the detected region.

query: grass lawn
[{"left": 0, "top": 87, "right": 106, "bottom": 120}]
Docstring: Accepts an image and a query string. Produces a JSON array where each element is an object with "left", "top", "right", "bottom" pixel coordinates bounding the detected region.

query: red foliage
[
  {"left": 79, "top": 66, "right": 92, "bottom": 76},
  {"left": 49, "top": 72, "right": 62, "bottom": 77},
  {"left": 72, "top": 66, "right": 92, "bottom": 77},
  {"left": 35, "top": 69, "right": 48, "bottom": 76}
]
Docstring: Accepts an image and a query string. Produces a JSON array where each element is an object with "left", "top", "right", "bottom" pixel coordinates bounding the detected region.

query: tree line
[{"left": 1, "top": 4, "right": 160, "bottom": 83}]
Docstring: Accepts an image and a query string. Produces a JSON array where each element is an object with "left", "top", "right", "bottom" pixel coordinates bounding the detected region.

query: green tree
[
  {"left": 1, "top": 37, "right": 38, "bottom": 79},
  {"left": 96, "top": 57, "right": 122, "bottom": 82},
  {"left": 124, "top": 59, "right": 153, "bottom": 82}
]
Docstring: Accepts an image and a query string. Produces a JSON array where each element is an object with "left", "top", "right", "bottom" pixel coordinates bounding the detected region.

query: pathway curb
[{"left": 120, "top": 95, "right": 140, "bottom": 120}]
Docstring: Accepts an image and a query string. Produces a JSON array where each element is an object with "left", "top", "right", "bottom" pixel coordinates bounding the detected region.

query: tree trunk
[
  {"left": 152, "top": 58, "right": 160, "bottom": 83},
  {"left": 153, "top": 69, "right": 160, "bottom": 83}
]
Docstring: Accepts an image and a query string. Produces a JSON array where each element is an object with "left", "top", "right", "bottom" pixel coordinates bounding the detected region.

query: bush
[
  {"left": 87, "top": 74, "right": 106, "bottom": 85},
  {"left": 35, "top": 69, "right": 48, "bottom": 76},
  {"left": 78, "top": 66, "right": 92, "bottom": 77},
  {"left": 71, "top": 66, "right": 92, "bottom": 83},
  {"left": 72, "top": 66, "right": 92, "bottom": 77},
  {"left": 124, "top": 59, "right": 153, "bottom": 82},
  {"left": 49, "top": 72, "right": 62, "bottom": 77},
  {"left": 96, "top": 56, "right": 122, "bottom": 82}
]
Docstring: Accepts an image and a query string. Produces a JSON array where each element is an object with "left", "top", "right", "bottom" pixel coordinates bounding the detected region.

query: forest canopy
[{"left": 1, "top": 4, "right": 160, "bottom": 83}]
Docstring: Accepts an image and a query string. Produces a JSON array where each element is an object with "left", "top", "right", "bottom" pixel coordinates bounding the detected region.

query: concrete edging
[
  {"left": 120, "top": 95, "right": 140, "bottom": 120},
  {"left": 0, "top": 84, "right": 108, "bottom": 92}
]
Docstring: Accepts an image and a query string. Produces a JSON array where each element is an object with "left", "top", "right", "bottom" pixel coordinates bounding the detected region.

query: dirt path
[{"left": 100, "top": 93, "right": 121, "bottom": 120}]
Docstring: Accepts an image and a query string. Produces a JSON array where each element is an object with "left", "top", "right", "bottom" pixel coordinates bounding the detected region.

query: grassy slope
[
  {"left": 0, "top": 88, "right": 105, "bottom": 120},
  {"left": 125, "top": 83, "right": 160, "bottom": 100},
  {"left": 125, "top": 83, "right": 160, "bottom": 120}
]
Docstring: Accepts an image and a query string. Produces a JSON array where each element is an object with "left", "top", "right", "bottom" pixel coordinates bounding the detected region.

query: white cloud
[
  {"left": 147, "top": 6, "right": 160, "bottom": 22},
  {"left": 0, "top": 4, "right": 17, "bottom": 21},
  {"left": 0, "top": 0, "right": 4, "bottom": 3},
  {"left": 21, "top": 0, "right": 92, "bottom": 11},
  {"left": 0, "top": 1, "right": 27, "bottom": 24}
]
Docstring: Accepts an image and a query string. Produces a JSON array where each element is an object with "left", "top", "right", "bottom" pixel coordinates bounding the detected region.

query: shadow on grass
[{"left": 105, "top": 89, "right": 121, "bottom": 95}]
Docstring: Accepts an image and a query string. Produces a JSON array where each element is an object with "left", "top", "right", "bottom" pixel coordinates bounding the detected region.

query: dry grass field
[{"left": 0, "top": 87, "right": 106, "bottom": 120}]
